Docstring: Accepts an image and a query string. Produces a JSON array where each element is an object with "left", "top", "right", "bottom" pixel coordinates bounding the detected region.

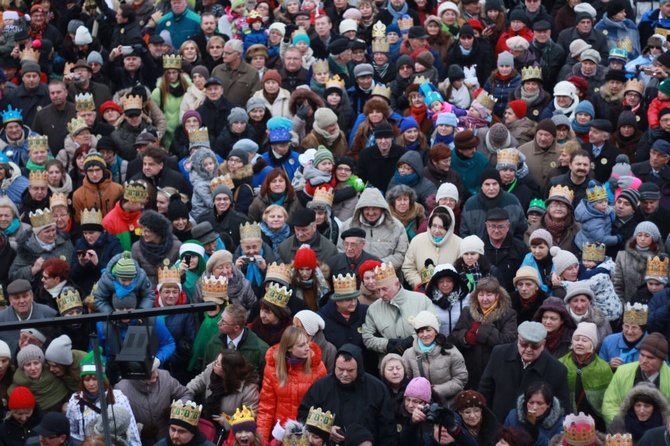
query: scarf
[
  {"left": 388, "top": 2, "right": 408, "bottom": 23},
  {"left": 286, "top": 355, "right": 306, "bottom": 365},
  {"left": 392, "top": 202, "right": 425, "bottom": 228},
  {"left": 458, "top": 44, "right": 472, "bottom": 56},
  {"left": 260, "top": 222, "right": 290, "bottom": 250},
  {"left": 476, "top": 187, "right": 503, "bottom": 210},
  {"left": 26, "top": 159, "right": 48, "bottom": 172},
  {"left": 431, "top": 287, "right": 462, "bottom": 310},
  {"left": 169, "top": 82, "right": 185, "bottom": 98},
  {"left": 393, "top": 171, "right": 419, "bottom": 186},
  {"left": 12, "top": 368, "right": 69, "bottom": 412},
  {"left": 418, "top": 340, "right": 436, "bottom": 353},
  {"left": 433, "top": 132, "right": 454, "bottom": 146},
  {"left": 459, "top": 114, "right": 488, "bottom": 130},
  {"left": 543, "top": 212, "right": 573, "bottom": 244},
  {"left": 569, "top": 307, "right": 585, "bottom": 323},
  {"left": 481, "top": 299, "right": 499, "bottom": 318},
  {"left": 373, "top": 62, "right": 390, "bottom": 80},
  {"left": 554, "top": 98, "right": 578, "bottom": 118},
  {"left": 3, "top": 217, "right": 21, "bottom": 236},
  {"left": 313, "top": 120, "right": 340, "bottom": 145},
  {"left": 411, "top": 104, "right": 427, "bottom": 126},
  {"left": 270, "top": 191, "right": 286, "bottom": 205},
  {"left": 139, "top": 235, "right": 175, "bottom": 265},
  {"left": 545, "top": 325, "right": 565, "bottom": 351},
  {"left": 35, "top": 236, "right": 56, "bottom": 251},
  {"left": 47, "top": 280, "right": 67, "bottom": 298},
  {"left": 520, "top": 88, "right": 540, "bottom": 105},
  {"left": 243, "top": 247, "right": 264, "bottom": 287},
  {"left": 572, "top": 120, "right": 592, "bottom": 134},
  {"left": 305, "top": 167, "right": 332, "bottom": 187},
  {"left": 113, "top": 276, "right": 138, "bottom": 299},
  {"left": 404, "top": 140, "right": 420, "bottom": 151},
  {"left": 263, "top": 90, "right": 279, "bottom": 105},
  {"left": 29, "top": 23, "right": 47, "bottom": 40},
  {"left": 625, "top": 407, "right": 663, "bottom": 441},
  {"left": 460, "top": 263, "right": 482, "bottom": 292}
]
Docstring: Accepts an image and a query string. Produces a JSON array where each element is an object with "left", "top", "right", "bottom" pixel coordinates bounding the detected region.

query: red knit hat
[
  {"left": 8, "top": 386, "right": 36, "bottom": 410},
  {"left": 100, "top": 100, "right": 122, "bottom": 116},
  {"left": 358, "top": 260, "right": 382, "bottom": 280},
  {"left": 294, "top": 245, "right": 317, "bottom": 270},
  {"left": 467, "top": 19, "right": 484, "bottom": 31},
  {"left": 508, "top": 100, "right": 527, "bottom": 119}
]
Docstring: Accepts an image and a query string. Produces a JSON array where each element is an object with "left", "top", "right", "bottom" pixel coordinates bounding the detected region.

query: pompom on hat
[{"left": 551, "top": 246, "right": 578, "bottom": 276}]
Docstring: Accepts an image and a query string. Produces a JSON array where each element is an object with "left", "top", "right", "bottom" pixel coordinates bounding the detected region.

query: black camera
[
  {"left": 246, "top": 257, "right": 256, "bottom": 264},
  {"left": 183, "top": 255, "right": 191, "bottom": 265},
  {"left": 422, "top": 403, "right": 447, "bottom": 424}
]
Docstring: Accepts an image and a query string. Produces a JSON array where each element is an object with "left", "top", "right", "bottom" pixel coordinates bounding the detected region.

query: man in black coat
[
  {"left": 357, "top": 123, "right": 406, "bottom": 194},
  {"left": 478, "top": 321, "right": 570, "bottom": 423},
  {"left": 636, "top": 108, "right": 670, "bottom": 162},
  {"left": 631, "top": 139, "right": 670, "bottom": 197},
  {"left": 197, "top": 184, "right": 249, "bottom": 250},
  {"left": 375, "top": 0, "right": 420, "bottom": 27},
  {"left": 581, "top": 119, "right": 620, "bottom": 183},
  {"left": 131, "top": 146, "right": 192, "bottom": 197},
  {"left": 483, "top": 208, "right": 529, "bottom": 293},
  {"left": 297, "top": 344, "right": 397, "bottom": 446},
  {"left": 195, "top": 77, "right": 237, "bottom": 146},
  {"left": 4, "top": 62, "right": 50, "bottom": 128},
  {"left": 327, "top": 227, "right": 381, "bottom": 283}
]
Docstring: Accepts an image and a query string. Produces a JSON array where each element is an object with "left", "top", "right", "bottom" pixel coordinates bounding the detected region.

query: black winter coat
[
  {"left": 318, "top": 299, "right": 369, "bottom": 349},
  {"left": 447, "top": 39, "right": 494, "bottom": 87},
  {"left": 197, "top": 208, "right": 249, "bottom": 250},
  {"left": 196, "top": 96, "right": 238, "bottom": 147},
  {"left": 484, "top": 233, "right": 530, "bottom": 293}
]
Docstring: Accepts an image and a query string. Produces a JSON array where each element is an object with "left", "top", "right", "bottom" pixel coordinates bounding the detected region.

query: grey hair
[
  {"left": 386, "top": 184, "right": 417, "bottom": 207},
  {"left": 225, "top": 39, "right": 244, "bottom": 54}
]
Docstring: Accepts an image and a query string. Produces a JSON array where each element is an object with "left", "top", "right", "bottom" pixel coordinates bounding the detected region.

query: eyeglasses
[
  {"left": 486, "top": 223, "right": 509, "bottom": 230},
  {"left": 430, "top": 224, "right": 447, "bottom": 231},
  {"left": 336, "top": 166, "right": 352, "bottom": 172},
  {"left": 518, "top": 340, "right": 543, "bottom": 350}
]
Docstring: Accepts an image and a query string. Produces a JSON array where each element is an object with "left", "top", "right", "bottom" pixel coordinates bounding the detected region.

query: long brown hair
[
  {"left": 158, "top": 70, "right": 189, "bottom": 109},
  {"left": 76, "top": 377, "right": 116, "bottom": 405},
  {"left": 273, "top": 326, "right": 311, "bottom": 387},
  {"left": 260, "top": 168, "right": 296, "bottom": 201}
]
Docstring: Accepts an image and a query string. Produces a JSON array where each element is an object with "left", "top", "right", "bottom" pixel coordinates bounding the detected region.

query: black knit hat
[
  {"left": 480, "top": 167, "right": 502, "bottom": 187},
  {"left": 607, "top": 0, "right": 626, "bottom": 17},
  {"left": 138, "top": 209, "right": 171, "bottom": 240},
  {"left": 509, "top": 9, "right": 529, "bottom": 25},
  {"left": 167, "top": 194, "right": 189, "bottom": 221},
  {"left": 617, "top": 110, "right": 637, "bottom": 129},
  {"left": 448, "top": 64, "right": 465, "bottom": 82}
]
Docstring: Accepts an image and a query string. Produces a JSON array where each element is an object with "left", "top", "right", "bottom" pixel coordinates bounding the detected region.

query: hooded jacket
[
  {"left": 459, "top": 189, "right": 527, "bottom": 241},
  {"left": 402, "top": 206, "right": 462, "bottom": 288},
  {"left": 504, "top": 395, "right": 565, "bottom": 446},
  {"left": 297, "top": 344, "right": 397, "bottom": 446},
  {"left": 386, "top": 151, "right": 437, "bottom": 207},
  {"left": 188, "top": 148, "right": 218, "bottom": 220},
  {"left": 93, "top": 252, "right": 155, "bottom": 314},
  {"left": 607, "top": 382, "right": 670, "bottom": 437},
  {"left": 338, "top": 188, "right": 409, "bottom": 271}
]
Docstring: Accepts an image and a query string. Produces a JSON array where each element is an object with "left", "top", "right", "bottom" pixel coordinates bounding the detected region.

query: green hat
[
  {"left": 80, "top": 348, "right": 107, "bottom": 379},
  {"left": 527, "top": 198, "right": 546, "bottom": 216},
  {"left": 312, "top": 146, "right": 334, "bottom": 168},
  {"left": 660, "top": 78, "right": 670, "bottom": 97},
  {"left": 112, "top": 252, "right": 137, "bottom": 279}
]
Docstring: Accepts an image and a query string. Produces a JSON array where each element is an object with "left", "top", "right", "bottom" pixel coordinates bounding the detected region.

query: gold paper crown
[
  {"left": 333, "top": 273, "right": 358, "bottom": 296},
  {"left": 158, "top": 262, "right": 181, "bottom": 286},
  {"left": 57, "top": 288, "right": 83, "bottom": 314},
  {"left": 49, "top": 193, "right": 69, "bottom": 209},
  {"left": 169, "top": 400, "right": 202, "bottom": 427},
  {"left": 521, "top": 66, "right": 542, "bottom": 82},
  {"left": 28, "top": 135, "right": 48, "bottom": 153},
  {"left": 563, "top": 413, "right": 596, "bottom": 446},
  {"left": 188, "top": 127, "right": 209, "bottom": 145},
  {"left": 371, "top": 84, "right": 391, "bottom": 100},
  {"left": 372, "top": 20, "right": 386, "bottom": 38},
  {"left": 81, "top": 208, "right": 102, "bottom": 226},
  {"left": 306, "top": 407, "right": 335, "bottom": 434},
  {"left": 122, "top": 94, "right": 143, "bottom": 111},
  {"left": 29, "top": 208, "right": 54, "bottom": 228},
  {"left": 412, "top": 75, "right": 428, "bottom": 85},
  {"left": 496, "top": 148, "right": 519, "bottom": 168},
  {"left": 311, "top": 59, "right": 329, "bottom": 74},
  {"left": 374, "top": 262, "right": 397, "bottom": 286},
  {"left": 210, "top": 174, "right": 235, "bottom": 192},
  {"left": 29, "top": 170, "right": 48, "bottom": 186},
  {"left": 325, "top": 75, "right": 345, "bottom": 90},
  {"left": 646, "top": 255, "right": 669, "bottom": 279},
  {"left": 162, "top": 54, "right": 183, "bottom": 70},
  {"left": 582, "top": 242, "right": 606, "bottom": 262},
  {"left": 226, "top": 405, "right": 255, "bottom": 427},
  {"left": 420, "top": 263, "right": 435, "bottom": 284},
  {"left": 371, "top": 38, "right": 390, "bottom": 53},
  {"left": 312, "top": 187, "right": 334, "bottom": 207},
  {"left": 240, "top": 222, "right": 262, "bottom": 241},
  {"left": 263, "top": 282, "right": 292, "bottom": 308},
  {"left": 397, "top": 15, "right": 413, "bottom": 31},
  {"left": 67, "top": 117, "right": 89, "bottom": 136},
  {"left": 623, "top": 302, "right": 648, "bottom": 326},
  {"left": 475, "top": 91, "right": 497, "bottom": 111},
  {"left": 266, "top": 262, "right": 292, "bottom": 285},
  {"left": 548, "top": 184, "right": 575, "bottom": 204},
  {"left": 202, "top": 275, "right": 228, "bottom": 298},
  {"left": 75, "top": 92, "right": 96, "bottom": 112},
  {"left": 624, "top": 78, "right": 645, "bottom": 95},
  {"left": 20, "top": 47, "right": 40, "bottom": 63},
  {"left": 605, "top": 434, "right": 632, "bottom": 446},
  {"left": 586, "top": 182, "right": 608, "bottom": 203},
  {"left": 123, "top": 180, "right": 148, "bottom": 203}
]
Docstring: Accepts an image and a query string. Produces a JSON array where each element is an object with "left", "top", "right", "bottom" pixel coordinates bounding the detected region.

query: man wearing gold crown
[{"left": 154, "top": 400, "right": 215, "bottom": 446}]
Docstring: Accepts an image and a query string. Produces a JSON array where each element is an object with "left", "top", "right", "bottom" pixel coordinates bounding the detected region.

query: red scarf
[{"left": 411, "top": 104, "right": 427, "bottom": 126}]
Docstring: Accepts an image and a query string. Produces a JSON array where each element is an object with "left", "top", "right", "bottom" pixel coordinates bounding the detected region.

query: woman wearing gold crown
[
  {"left": 151, "top": 54, "right": 192, "bottom": 149},
  {"left": 256, "top": 326, "right": 327, "bottom": 441}
]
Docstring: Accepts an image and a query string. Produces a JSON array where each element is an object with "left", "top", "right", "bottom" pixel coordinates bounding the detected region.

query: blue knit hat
[
  {"left": 399, "top": 116, "right": 419, "bottom": 134},
  {"left": 436, "top": 112, "right": 458, "bottom": 127},
  {"left": 574, "top": 100, "right": 595, "bottom": 118}
]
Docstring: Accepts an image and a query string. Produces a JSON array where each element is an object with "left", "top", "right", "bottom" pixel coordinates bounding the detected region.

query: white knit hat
[
  {"left": 45, "top": 335, "right": 74, "bottom": 366},
  {"left": 573, "top": 321, "right": 598, "bottom": 349},
  {"left": 0, "top": 340, "right": 11, "bottom": 359},
  {"left": 413, "top": 310, "right": 440, "bottom": 332},
  {"left": 438, "top": 1, "right": 460, "bottom": 18},
  {"left": 74, "top": 26, "right": 93, "bottom": 45},
  {"left": 554, "top": 81, "right": 577, "bottom": 97},
  {"left": 436, "top": 183, "right": 459, "bottom": 202},
  {"left": 550, "top": 246, "right": 578, "bottom": 276},
  {"left": 459, "top": 235, "right": 485, "bottom": 257},
  {"left": 294, "top": 310, "right": 325, "bottom": 336}
]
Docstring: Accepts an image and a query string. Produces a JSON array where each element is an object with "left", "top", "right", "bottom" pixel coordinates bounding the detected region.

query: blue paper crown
[
  {"left": 420, "top": 83, "right": 443, "bottom": 107},
  {"left": 269, "top": 128, "right": 291, "bottom": 143},
  {"left": 1, "top": 105, "right": 23, "bottom": 124}
]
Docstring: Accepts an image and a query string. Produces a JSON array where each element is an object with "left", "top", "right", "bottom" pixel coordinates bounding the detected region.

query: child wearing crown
[
  {"left": 574, "top": 181, "right": 620, "bottom": 249},
  {"left": 575, "top": 243, "right": 622, "bottom": 322},
  {"left": 631, "top": 254, "right": 669, "bottom": 305},
  {"left": 243, "top": 10, "right": 268, "bottom": 51}
]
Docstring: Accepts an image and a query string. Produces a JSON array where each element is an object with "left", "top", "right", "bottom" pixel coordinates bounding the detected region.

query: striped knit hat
[{"left": 113, "top": 252, "right": 137, "bottom": 278}]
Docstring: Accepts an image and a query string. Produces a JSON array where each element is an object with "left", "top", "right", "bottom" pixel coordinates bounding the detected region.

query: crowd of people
[{"left": 2, "top": 0, "right": 670, "bottom": 445}]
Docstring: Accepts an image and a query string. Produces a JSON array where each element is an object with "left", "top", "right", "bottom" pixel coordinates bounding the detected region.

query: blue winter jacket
[
  {"left": 70, "top": 231, "right": 124, "bottom": 296},
  {"left": 94, "top": 252, "right": 156, "bottom": 314}
]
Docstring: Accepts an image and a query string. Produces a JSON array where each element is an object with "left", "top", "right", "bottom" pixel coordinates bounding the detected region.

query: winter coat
[
  {"left": 574, "top": 200, "right": 618, "bottom": 248},
  {"left": 211, "top": 61, "right": 262, "bottom": 110},
  {"left": 116, "top": 369, "right": 194, "bottom": 440},
  {"left": 151, "top": 76, "right": 192, "bottom": 148},
  {"left": 202, "top": 327, "right": 269, "bottom": 376},
  {"left": 645, "top": 288, "right": 670, "bottom": 342},
  {"left": 598, "top": 332, "right": 645, "bottom": 369},
  {"left": 362, "top": 287, "right": 438, "bottom": 355},
  {"left": 386, "top": 151, "right": 437, "bottom": 208},
  {"left": 192, "top": 269, "right": 258, "bottom": 311},
  {"left": 558, "top": 352, "right": 613, "bottom": 420},
  {"left": 450, "top": 150, "right": 490, "bottom": 196},
  {"left": 613, "top": 241, "right": 664, "bottom": 303},
  {"left": 111, "top": 120, "right": 151, "bottom": 162},
  {"left": 479, "top": 343, "right": 570, "bottom": 423},
  {"left": 402, "top": 206, "right": 462, "bottom": 288},
  {"left": 300, "top": 130, "right": 349, "bottom": 159},
  {"left": 484, "top": 233, "right": 530, "bottom": 293},
  {"left": 197, "top": 208, "right": 250, "bottom": 249},
  {"left": 248, "top": 193, "right": 302, "bottom": 224},
  {"left": 186, "top": 362, "right": 260, "bottom": 414},
  {"left": 339, "top": 188, "right": 410, "bottom": 271},
  {"left": 557, "top": 28, "right": 610, "bottom": 65},
  {"left": 459, "top": 191, "right": 527, "bottom": 241},
  {"left": 0, "top": 162, "right": 29, "bottom": 208},
  {"left": 506, "top": 117, "right": 537, "bottom": 145},
  {"left": 131, "top": 234, "right": 182, "bottom": 286},
  {"left": 93, "top": 252, "right": 155, "bottom": 314},
  {"left": 504, "top": 395, "right": 565, "bottom": 446},
  {"left": 402, "top": 338, "right": 468, "bottom": 404},
  {"left": 195, "top": 96, "right": 238, "bottom": 147},
  {"left": 594, "top": 15, "right": 641, "bottom": 60},
  {"left": 356, "top": 141, "right": 406, "bottom": 193},
  {"left": 446, "top": 39, "right": 494, "bottom": 87},
  {"left": 510, "top": 87, "right": 552, "bottom": 122},
  {"left": 252, "top": 88, "right": 291, "bottom": 119},
  {"left": 71, "top": 173, "right": 123, "bottom": 222},
  {"left": 518, "top": 139, "right": 560, "bottom": 191},
  {"left": 6, "top": 83, "right": 50, "bottom": 128},
  {"left": 180, "top": 84, "right": 206, "bottom": 119},
  {"left": 448, "top": 286, "right": 518, "bottom": 390},
  {"left": 0, "top": 406, "right": 41, "bottom": 446},
  {"left": 525, "top": 218, "right": 581, "bottom": 256},
  {"left": 601, "top": 361, "right": 670, "bottom": 424},
  {"left": 607, "top": 380, "right": 670, "bottom": 438},
  {"left": 318, "top": 298, "right": 368, "bottom": 349},
  {"left": 484, "top": 71, "right": 522, "bottom": 118},
  {"left": 256, "top": 342, "right": 327, "bottom": 440},
  {"left": 8, "top": 230, "right": 74, "bottom": 285}
]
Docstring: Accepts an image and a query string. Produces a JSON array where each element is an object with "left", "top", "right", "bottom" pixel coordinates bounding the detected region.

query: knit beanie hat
[
  {"left": 358, "top": 259, "right": 382, "bottom": 281},
  {"left": 8, "top": 386, "right": 36, "bottom": 410},
  {"left": 639, "top": 332, "right": 669, "bottom": 360},
  {"left": 0, "top": 340, "right": 10, "bottom": 359},
  {"left": 207, "top": 250, "right": 233, "bottom": 272},
  {"left": 228, "top": 148, "right": 249, "bottom": 165},
  {"left": 92, "top": 405, "right": 132, "bottom": 439},
  {"left": 639, "top": 182, "right": 661, "bottom": 201},
  {"left": 191, "top": 65, "right": 210, "bottom": 79},
  {"left": 497, "top": 51, "right": 514, "bottom": 67},
  {"left": 660, "top": 78, "right": 670, "bottom": 97},
  {"left": 635, "top": 221, "right": 661, "bottom": 243},
  {"left": 459, "top": 235, "right": 485, "bottom": 257},
  {"left": 112, "top": 292, "right": 137, "bottom": 310},
  {"left": 405, "top": 377, "right": 432, "bottom": 403},
  {"left": 413, "top": 310, "right": 440, "bottom": 332},
  {"left": 74, "top": 26, "right": 93, "bottom": 45},
  {"left": 87, "top": 51, "right": 104, "bottom": 66},
  {"left": 617, "top": 110, "right": 638, "bottom": 130},
  {"left": 294, "top": 310, "right": 325, "bottom": 336},
  {"left": 573, "top": 321, "right": 598, "bottom": 348},
  {"left": 552, "top": 112, "right": 571, "bottom": 129},
  {"left": 611, "top": 154, "right": 632, "bottom": 176},
  {"left": 246, "top": 97, "right": 265, "bottom": 113},
  {"left": 436, "top": 183, "right": 459, "bottom": 203},
  {"left": 507, "top": 100, "right": 527, "bottom": 119},
  {"left": 448, "top": 65, "right": 465, "bottom": 82},
  {"left": 113, "top": 252, "right": 137, "bottom": 279},
  {"left": 21, "top": 328, "right": 46, "bottom": 344},
  {"left": 228, "top": 107, "right": 249, "bottom": 124},
  {"left": 399, "top": 116, "right": 419, "bottom": 134},
  {"left": 574, "top": 100, "right": 595, "bottom": 118},
  {"left": 529, "top": 228, "right": 553, "bottom": 247},
  {"left": 618, "top": 187, "right": 640, "bottom": 211},
  {"left": 550, "top": 246, "right": 578, "bottom": 276},
  {"left": 488, "top": 123, "right": 511, "bottom": 147},
  {"left": 17, "top": 344, "right": 44, "bottom": 368},
  {"left": 536, "top": 119, "right": 557, "bottom": 137},
  {"left": 480, "top": 167, "right": 502, "bottom": 187},
  {"left": 262, "top": 69, "right": 282, "bottom": 85},
  {"left": 314, "top": 108, "right": 338, "bottom": 129},
  {"left": 436, "top": 112, "right": 458, "bottom": 127},
  {"left": 138, "top": 210, "right": 171, "bottom": 240},
  {"left": 212, "top": 185, "right": 233, "bottom": 201},
  {"left": 233, "top": 139, "right": 259, "bottom": 156},
  {"left": 83, "top": 151, "right": 106, "bottom": 171},
  {"left": 182, "top": 110, "right": 202, "bottom": 127},
  {"left": 312, "top": 146, "right": 334, "bottom": 168},
  {"left": 21, "top": 61, "right": 41, "bottom": 76},
  {"left": 294, "top": 245, "right": 317, "bottom": 270},
  {"left": 167, "top": 194, "right": 190, "bottom": 221},
  {"left": 45, "top": 334, "right": 74, "bottom": 366},
  {"left": 564, "top": 281, "right": 594, "bottom": 303},
  {"left": 513, "top": 266, "right": 541, "bottom": 288}
]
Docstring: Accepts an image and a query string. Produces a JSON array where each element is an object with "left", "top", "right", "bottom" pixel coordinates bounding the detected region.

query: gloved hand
[
  {"left": 397, "top": 335, "right": 414, "bottom": 354},
  {"left": 608, "top": 176, "right": 618, "bottom": 192},
  {"left": 442, "top": 408, "right": 457, "bottom": 431},
  {"left": 296, "top": 103, "right": 311, "bottom": 120},
  {"left": 386, "top": 338, "right": 401, "bottom": 353},
  {"left": 284, "top": 24, "right": 297, "bottom": 41},
  {"left": 617, "top": 176, "right": 635, "bottom": 189}
]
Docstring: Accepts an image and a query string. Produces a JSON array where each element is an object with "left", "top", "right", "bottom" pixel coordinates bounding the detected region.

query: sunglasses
[{"left": 518, "top": 340, "right": 543, "bottom": 350}]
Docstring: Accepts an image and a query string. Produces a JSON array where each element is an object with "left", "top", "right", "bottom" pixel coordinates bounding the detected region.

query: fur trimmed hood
[
  {"left": 288, "top": 87, "right": 325, "bottom": 115},
  {"left": 468, "top": 281, "right": 512, "bottom": 325},
  {"left": 616, "top": 382, "right": 670, "bottom": 421},
  {"left": 514, "top": 394, "right": 564, "bottom": 430}
]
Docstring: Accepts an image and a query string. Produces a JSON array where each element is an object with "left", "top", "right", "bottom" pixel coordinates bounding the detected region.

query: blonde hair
[
  {"left": 274, "top": 326, "right": 311, "bottom": 387},
  {"left": 263, "top": 204, "right": 289, "bottom": 222}
]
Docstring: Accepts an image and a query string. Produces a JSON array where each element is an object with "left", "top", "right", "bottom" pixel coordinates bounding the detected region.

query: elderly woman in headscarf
[
  {"left": 193, "top": 250, "right": 257, "bottom": 311},
  {"left": 131, "top": 210, "right": 182, "bottom": 286}
]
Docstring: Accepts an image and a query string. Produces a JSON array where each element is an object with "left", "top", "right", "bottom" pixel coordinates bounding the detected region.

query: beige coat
[
  {"left": 518, "top": 139, "right": 560, "bottom": 190},
  {"left": 252, "top": 87, "right": 291, "bottom": 118}
]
